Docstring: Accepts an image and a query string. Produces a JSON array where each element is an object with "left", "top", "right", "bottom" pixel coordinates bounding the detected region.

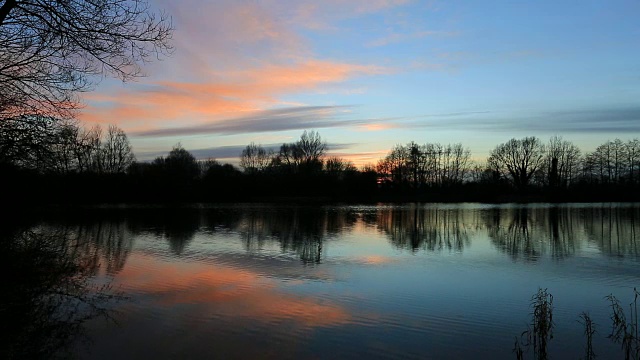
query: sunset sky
[{"left": 80, "top": 0, "right": 640, "bottom": 166}]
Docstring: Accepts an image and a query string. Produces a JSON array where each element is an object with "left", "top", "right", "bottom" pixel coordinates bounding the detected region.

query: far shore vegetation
[{"left": 2, "top": 115, "right": 640, "bottom": 205}]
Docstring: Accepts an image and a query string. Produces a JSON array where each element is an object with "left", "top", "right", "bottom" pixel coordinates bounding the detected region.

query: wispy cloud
[
  {"left": 406, "top": 107, "right": 640, "bottom": 134},
  {"left": 131, "top": 105, "right": 426, "bottom": 137},
  {"left": 81, "top": 60, "right": 390, "bottom": 130},
  {"left": 137, "top": 141, "right": 357, "bottom": 161},
  {"left": 132, "top": 105, "right": 353, "bottom": 137},
  {"left": 283, "top": 0, "right": 413, "bottom": 30},
  {"left": 367, "top": 30, "right": 457, "bottom": 47}
]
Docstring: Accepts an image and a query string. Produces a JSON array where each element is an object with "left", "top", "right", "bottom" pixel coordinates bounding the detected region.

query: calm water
[{"left": 12, "top": 203, "right": 640, "bottom": 359}]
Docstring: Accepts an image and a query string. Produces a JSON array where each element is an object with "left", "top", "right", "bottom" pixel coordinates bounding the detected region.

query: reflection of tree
[
  {"left": 546, "top": 207, "right": 579, "bottom": 259},
  {"left": 162, "top": 214, "right": 200, "bottom": 255},
  {"left": 485, "top": 207, "right": 579, "bottom": 261},
  {"left": 75, "top": 220, "right": 133, "bottom": 275},
  {"left": 582, "top": 206, "right": 640, "bottom": 257},
  {"left": 123, "top": 208, "right": 201, "bottom": 256},
  {"left": 486, "top": 208, "right": 538, "bottom": 261},
  {"left": 1, "top": 229, "right": 121, "bottom": 359},
  {"left": 233, "top": 207, "right": 358, "bottom": 264},
  {"left": 41, "top": 212, "right": 135, "bottom": 275},
  {"left": 377, "top": 206, "right": 472, "bottom": 252}
]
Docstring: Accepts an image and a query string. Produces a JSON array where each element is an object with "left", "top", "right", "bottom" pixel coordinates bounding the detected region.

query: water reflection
[
  {"left": 582, "top": 205, "right": 640, "bottom": 257},
  {"left": 21, "top": 204, "right": 640, "bottom": 265},
  {"left": 483, "top": 205, "right": 640, "bottom": 261},
  {"left": 74, "top": 220, "right": 133, "bottom": 274},
  {"left": 486, "top": 207, "right": 542, "bottom": 261},
  {"left": 485, "top": 207, "right": 583, "bottom": 261},
  {"left": 212, "top": 207, "right": 360, "bottom": 264},
  {"left": 1, "top": 228, "right": 122, "bottom": 359},
  {"left": 377, "top": 205, "right": 472, "bottom": 252},
  {"left": 8, "top": 204, "right": 640, "bottom": 359}
]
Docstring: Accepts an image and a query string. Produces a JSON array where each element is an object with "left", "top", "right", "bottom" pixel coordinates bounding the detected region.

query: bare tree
[
  {"left": 584, "top": 139, "right": 629, "bottom": 185},
  {"left": 324, "top": 156, "right": 356, "bottom": 179},
  {"left": 377, "top": 144, "right": 410, "bottom": 184},
  {"left": 240, "top": 142, "right": 271, "bottom": 174},
  {"left": 544, "top": 136, "right": 582, "bottom": 188},
  {"left": 297, "top": 130, "right": 326, "bottom": 166},
  {"left": 271, "top": 130, "right": 327, "bottom": 174},
  {"left": 98, "top": 124, "right": 134, "bottom": 173},
  {"left": 376, "top": 142, "right": 471, "bottom": 187},
  {"left": 626, "top": 139, "right": 640, "bottom": 185},
  {"left": 75, "top": 125, "right": 102, "bottom": 173},
  {"left": 49, "top": 122, "right": 80, "bottom": 173},
  {"left": 0, "top": 114, "right": 63, "bottom": 170},
  {"left": 0, "top": 0, "right": 173, "bottom": 118},
  {"left": 444, "top": 143, "right": 471, "bottom": 185},
  {"left": 487, "top": 137, "right": 546, "bottom": 190}
]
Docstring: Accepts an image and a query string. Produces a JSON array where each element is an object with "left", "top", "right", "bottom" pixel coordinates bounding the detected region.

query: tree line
[{"left": 2, "top": 115, "right": 639, "bottom": 204}]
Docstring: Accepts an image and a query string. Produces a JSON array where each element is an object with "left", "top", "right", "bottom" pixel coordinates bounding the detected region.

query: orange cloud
[
  {"left": 79, "top": 0, "right": 419, "bottom": 142},
  {"left": 358, "top": 123, "right": 398, "bottom": 131},
  {"left": 327, "top": 150, "right": 390, "bottom": 167},
  {"left": 81, "top": 60, "right": 389, "bottom": 132}
]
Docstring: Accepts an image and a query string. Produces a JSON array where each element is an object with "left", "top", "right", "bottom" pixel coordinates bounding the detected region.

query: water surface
[{"left": 13, "top": 203, "right": 640, "bottom": 359}]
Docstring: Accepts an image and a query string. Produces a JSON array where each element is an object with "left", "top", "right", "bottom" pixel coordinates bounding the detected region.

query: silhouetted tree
[
  {"left": 240, "top": 142, "right": 271, "bottom": 174},
  {"left": 75, "top": 125, "right": 102, "bottom": 173},
  {"left": 0, "top": 0, "right": 173, "bottom": 118},
  {"left": 297, "top": 130, "right": 326, "bottom": 168},
  {"left": 544, "top": 136, "right": 581, "bottom": 188},
  {"left": 153, "top": 144, "right": 200, "bottom": 189},
  {"left": 97, "top": 125, "right": 135, "bottom": 174},
  {"left": 49, "top": 121, "right": 80, "bottom": 173},
  {"left": 377, "top": 142, "right": 471, "bottom": 188},
  {"left": 271, "top": 130, "right": 327, "bottom": 174},
  {"left": 488, "top": 137, "right": 545, "bottom": 191},
  {"left": 0, "top": 114, "right": 61, "bottom": 170},
  {"left": 377, "top": 144, "right": 410, "bottom": 185},
  {"left": 625, "top": 139, "right": 640, "bottom": 185},
  {"left": 584, "top": 139, "right": 626, "bottom": 185},
  {"left": 324, "top": 156, "right": 356, "bottom": 179}
]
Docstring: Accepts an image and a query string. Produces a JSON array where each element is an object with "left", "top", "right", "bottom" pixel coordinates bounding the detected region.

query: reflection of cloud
[
  {"left": 117, "top": 254, "right": 351, "bottom": 328},
  {"left": 358, "top": 255, "right": 394, "bottom": 265}
]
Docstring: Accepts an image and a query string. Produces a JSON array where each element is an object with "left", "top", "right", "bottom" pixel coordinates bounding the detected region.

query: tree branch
[{"left": 0, "top": 0, "right": 17, "bottom": 27}]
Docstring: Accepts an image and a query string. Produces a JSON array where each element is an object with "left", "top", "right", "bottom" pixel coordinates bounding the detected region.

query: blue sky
[{"left": 80, "top": 0, "right": 640, "bottom": 165}]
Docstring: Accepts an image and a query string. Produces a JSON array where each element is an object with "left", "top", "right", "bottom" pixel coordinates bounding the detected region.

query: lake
[{"left": 6, "top": 203, "right": 640, "bottom": 359}]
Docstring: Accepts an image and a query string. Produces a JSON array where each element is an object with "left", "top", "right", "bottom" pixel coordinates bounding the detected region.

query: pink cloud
[
  {"left": 80, "top": 0, "right": 410, "bottom": 133},
  {"left": 81, "top": 60, "right": 389, "bottom": 131}
]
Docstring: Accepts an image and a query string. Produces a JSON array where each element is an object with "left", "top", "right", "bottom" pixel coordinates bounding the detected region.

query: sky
[{"left": 79, "top": 0, "right": 640, "bottom": 166}]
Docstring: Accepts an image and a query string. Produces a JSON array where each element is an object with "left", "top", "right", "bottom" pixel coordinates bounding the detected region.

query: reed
[
  {"left": 513, "top": 288, "right": 640, "bottom": 359},
  {"left": 515, "top": 288, "right": 554, "bottom": 360},
  {"left": 579, "top": 312, "right": 596, "bottom": 360},
  {"left": 606, "top": 288, "right": 640, "bottom": 360}
]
